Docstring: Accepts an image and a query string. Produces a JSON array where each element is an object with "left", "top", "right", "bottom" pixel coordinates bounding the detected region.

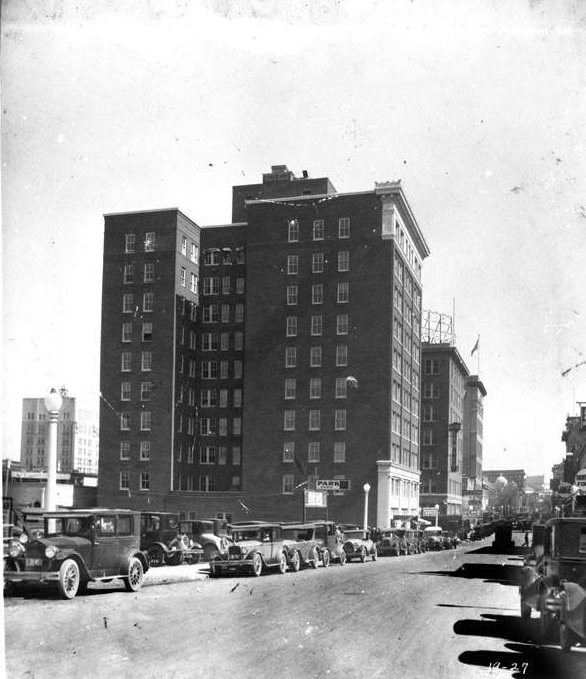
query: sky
[{"left": 2, "top": 0, "right": 586, "bottom": 478}]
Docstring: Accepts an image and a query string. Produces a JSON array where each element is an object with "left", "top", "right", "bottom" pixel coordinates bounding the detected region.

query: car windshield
[
  {"left": 345, "top": 530, "right": 365, "bottom": 539},
  {"left": 45, "top": 516, "right": 91, "bottom": 537},
  {"left": 233, "top": 529, "right": 262, "bottom": 542}
]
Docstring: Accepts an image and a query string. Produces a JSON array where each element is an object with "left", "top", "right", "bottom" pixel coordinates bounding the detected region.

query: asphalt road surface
[{"left": 4, "top": 538, "right": 586, "bottom": 679}]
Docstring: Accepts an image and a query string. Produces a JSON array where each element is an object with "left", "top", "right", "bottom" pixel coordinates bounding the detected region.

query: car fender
[
  {"left": 53, "top": 551, "right": 92, "bottom": 581},
  {"left": 128, "top": 551, "right": 149, "bottom": 574},
  {"left": 146, "top": 541, "right": 170, "bottom": 555}
]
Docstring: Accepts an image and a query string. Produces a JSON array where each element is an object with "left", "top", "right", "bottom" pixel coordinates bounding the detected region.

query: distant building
[
  {"left": 20, "top": 389, "right": 99, "bottom": 474},
  {"left": 483, "top": 469, "right": 526, "bottom": 514},
  {"left": 419, "top": 342, "right": 469, "bottom": 516},
  {"left": 560, "top": 406, "right": 586, "bottom": 484},
  {"left": 461, "top": 374, "right": 487, "bottom": 520}
]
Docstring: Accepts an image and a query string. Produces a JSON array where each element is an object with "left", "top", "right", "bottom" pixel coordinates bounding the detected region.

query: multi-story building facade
[
  {"left": 461, "top": 374, "right": 487, "bottom": 519},
  {"left": 20, "top": 389, "right": 99, "bottom": 474},
  {"left": 419, "top": 343, "right": 469, "bottom": 516},
  {"left": 98, "top": 167, "right": 430, "bottom": 526}
]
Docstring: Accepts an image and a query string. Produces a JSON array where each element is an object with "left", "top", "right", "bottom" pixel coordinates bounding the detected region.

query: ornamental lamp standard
[
  {"left": 43, "top": 388, "right": 63, "bottom": 511},
  {"left": 363, "top": 482, "right": 371, "bottom": 532},
  {"left": 434, "top": 503, "right": 440, "bottom": 527}
]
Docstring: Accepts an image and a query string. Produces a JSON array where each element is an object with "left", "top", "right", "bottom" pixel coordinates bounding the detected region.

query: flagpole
[{"left": 477, "top": 335, "right": 480, "bottom": 376}]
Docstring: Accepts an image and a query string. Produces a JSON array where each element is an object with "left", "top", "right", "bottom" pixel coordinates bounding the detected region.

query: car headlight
[
  {"left": 45, "top": 545, "right": 59, "bottom": 559},
  {"left": 9, "top": 542, "right": 23, "bottom": 558},
  {"left": 19, "top": 533, "right": 29, "bottom": 544}
]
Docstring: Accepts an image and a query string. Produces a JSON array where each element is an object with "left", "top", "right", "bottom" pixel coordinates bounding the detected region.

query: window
[
  {"left": 309, "top": 377, "right": 322, "bottom": 399},
  {"left": 287, "top": 255, "right": 299, "bottom": 275},
  {"left": 312, "top": 219, "right": 324, "bottom": 240},
  {"left": 288, "top": 219, "right": 299, "bottom": 242},
  {"left": 220, "top": 304, "right": 230, "bottom": 323},
  {"left": 234, "top": 361, "right": 243, "bottom": 379},
  {"left": 140, "top": 411, "right": 151, "bottom": 431},
  {"left": 425, "top": 359, "right": 440, "bottom": 375},
  {"left": 144, "top": 232, "right": 155, "bottom": 252},
  {"left": 287, "top": 285, "right": 298, "bottom": 306},
  {"left": 311, "top": 315, "right": 323, "bottom": 336},
  {"left": 337, "top": 282, "right": 349, "bottom": 303},
  {"left": 190, "top": 330, "right": 197, "bottom": 350},
  {"left": 121, "top": 382, "right": 131, "bottom": 401},
  {"left": 312, "top": 252, "right": 324, "bottom": 273},
  {"left": 143, "top": 263, "right": 154, "bottom": 283},
  {"left": 202, "top": 333, "right": 219, "bottom": 351},
  {"left": 310, "top": 346, "right": 322, "bottom": 367},
  {"left": 125, "top": 233, "right": 135, "bottom": 253},
  {"left": 218, "top": 447, "right": 227, "bottom": 465},
  {"left": 180, "top": 267, "right": 187, "bottom": 287},
  {"left": 181, "top": 236, "right": 187, "bottom": 256},
  {"left": 120, "top": 442, "right": 130, "bottom": 460},
  {"left": 140, "top": 472, "right": 150, "bottom": 490},
  {"left": 201, "top": 446, "right": 217, "bottom": 464},
  {"left": 141, "top": 351, "right": 152, "bottom": 371},
  {"left": 334, "top": 409, "right": 347, "bottom": 430},
  {"left": 201, "top": 361, "right": 218, "bottom": 379},
  {"left": 336, "top": 345, "right": 348, "bottom": 367},
  {"left": 283, "top": 410, "right": 296, "bottom": 431},
  {"left": 282, "top": 474, "right": 295, "bottom": 494},
  {"left": 203, "top": 249, "right": 220, "bottom": 265},
  {"left": 190, "top": 273, "right": 197, "bottom": 294},
  {"left": 334, "top": 441, "right": 346, "bottom": 462},
  {"left": 284, "top": 378, "right": 296, "bottom": 399},
  {"left": 141, "top": 381, "right": 152, "bottom": 401},
  {"left": 220, "top": 361, "right": 229, "bottom": 379},
  {"left": 201, "top": 389, "right": 218, "bottom": 407},
  {"left": 203, "top": 305, "right": 219, "bottom": 323},
  {"left": 338, "top": 251, "right": 349, "bottom": 272},
  {"left": 286, "top": 316, "right": 298, "bottom": 337},
  {"left": 120, "top": 471, "right": 130, "bottom": 490},
  {"left": 121, "top": 352, "right": 132, "bottom": 372},
  {"left": 190, "top": 242, "right": 198, "bottom": 263},
  {"left": 200, "top": 418, "right": 217, "bottom": 436},
  {"left": 123, "top": 264, "right": 134, "bottom": 284},
  {"left": 312, "top": 284, "right": 323, "bottom": 305},
  {"left": 232, "top": 446, "right": 241, "bottom": 465},
  {"left": 308, "top": 410, "right": 321, "bottom": 431},
  {"left": 140, "top": 441, "right": 150, "bottom": 461},
  {"left": 222, "top": 276, "right": 230, "bottom": 295},
  {"left": 236, "top": 276, "right": 245, "bottom": 294},
  {"left": 122, "top": 294, "right": 133, "bottom": 313},
  {"left": 423, "top": 405, "right": 438, "bottom": 422},
  {"left": 335, "top": 377, "right": 347, "bottom": 399},
  {"left": 219, "top": 418, "right": 228, "bottom": 436},
  {"left": 120, "top": 412, "right": 130, "bottom": 431},
  {"left": 142, "top": 322, "right": 153, "bottom": 342},
  {"left": 423, "top": 382, "right": 439, "bottom": 398},
  {"left": 336, "top": 314, "right": 348, "bottom": 335},
  {"left": 235, "top": 304, "right": 244, "bottom": 323},
  {"left": 221, "top": 332, "right": 231, "bottom": 351},
  {"left": 308, "top": 442, "right": 320, "bottom": 463},
  {"left": 203, "top": 277, "right": 219, "bottom": 295},
  {"left": 285, "top": 347, "right": 297, "bottom": 368},
  {"left": 338, "top": 217, "right": 350, "bottom": 239},
  {"left": 233, "top": 389, "right": 242, "bottom": 408},
  {"left": 233, "top": 418, "right": 241, "bottom": 436},
  {"left": 283, "top": 442, "right": 295, "bottom": 463},
  {"left": 143, "top": 292, "right": 154, "bottom": 312},
  {"left": 122, "top": 323, "right": 133, "bottom": 343},
  {"left": 199, "top": 475, "right": 215, "bottom": 492},
  {"left": 219, "top": 390, "right": 228, "bottom": 407}
]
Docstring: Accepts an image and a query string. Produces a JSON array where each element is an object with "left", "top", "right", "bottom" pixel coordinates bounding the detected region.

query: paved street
[{"left": 4, "top": 538, "right": 586, "bottom": 679}]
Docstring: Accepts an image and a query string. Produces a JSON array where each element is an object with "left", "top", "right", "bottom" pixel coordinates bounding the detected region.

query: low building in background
[{"left": 483, "top": 469, "right": 526, "bottom": 515}]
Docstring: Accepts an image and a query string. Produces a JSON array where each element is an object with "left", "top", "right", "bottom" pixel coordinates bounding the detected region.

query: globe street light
[
  {"left": 434, "top": 503, "right": 440, "bottom": 527},
  {"left": 43, "top": 388, "right": 63, "bottom": 511},
  {"left": 363, "top": 483, "right": 371, "bottom": 532}
]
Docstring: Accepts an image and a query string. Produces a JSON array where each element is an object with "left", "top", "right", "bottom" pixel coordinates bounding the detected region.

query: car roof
[{"left": 231, "top": 522, "right": 280, "bottom": 529}]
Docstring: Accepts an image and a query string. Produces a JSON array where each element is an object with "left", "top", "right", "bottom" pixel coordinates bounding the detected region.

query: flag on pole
[{"left": 471, "top": 336, "right": 480, "bottom": 356}]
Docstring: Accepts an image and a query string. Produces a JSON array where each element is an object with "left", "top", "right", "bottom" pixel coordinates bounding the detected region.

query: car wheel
[
  {"left": 371, "top": 547, "right": 377, "bottom": 562},
  {"left": 394, "top": 545, "right": 400, "bottom": 557},
  {"left": 168, "top": 551, "right": 184, "bottom": 566},
  {"left": 147, "top": 545, "right": 165, "bottom": 568},
  {"left": 185, "top": 552, "right": 200, "bottom": 565},
  {"left": 560, "top": 622, "right": 574, "bottom": 652},
  {"left": 290, "top": 551, "right": 301, "bottom": 572},
  {"left": 360, "top": 548, "right": 367, "bottom": 563},
  {"left": 520, "top": 599, "right": 531, "bottom": 619},
  {"left": 3, "top": 558, "right": 20, "bottom": 596},
  {"left": 204, "top": 544, "right": 219, "bottom": 562},
  {"left": 57, "top": 559, "right": 80, "bottom": 599},
  {"left": 310, "top": 548, "right": 319, "bottom": 569},
  {"left": 277, "top": 551, "right": 287, "bottom": 574},
  {"left": 339, "top": 550, "right": 347, "bottom": 566},
  {"left": 251, "top": 553, "right": 263, "bottom": 577},
  {"left": 124, "top": 557, "right": 144, "bottom": 592},
  {"left": 322, "top": 549, "right": 331, "bottom": 568}
]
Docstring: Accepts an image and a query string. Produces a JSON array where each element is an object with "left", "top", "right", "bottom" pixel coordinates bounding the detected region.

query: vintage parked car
[
  {"left": 424, "top": 526, "right": 445, "bottom": 551},
  {"left": 3, "top": 509, "right": 148, "bottom": 599},
  {"left": 179, "top": 518, "right": 231, "bottom": 562},
  {"left": 313, "top": 521, "right": 347, "bottom": 565},
  {"left": 405, "top": 529, "right": 425, "bottom": 554},
  {"left": 210, "top": 523, "right": 288, "bottom": 577},
  {"left": 141, "top": 512, "right": 203, "bottom": 566},
  {"left": 519, "top": 516, "right": 586, "bottom": 648},
  {"left": 342, "top": 528, "right": 377, "bottom": 563},
  {"left": 376, "top": 529, "right": 406, "bottom": 556},
  {"left": 282, "top": 522, "right": 330, "bottom": 570}
]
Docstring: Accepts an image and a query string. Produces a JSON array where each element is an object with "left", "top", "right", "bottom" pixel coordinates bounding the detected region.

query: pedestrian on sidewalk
[{"left": 524, "top": 531, "right": 530, "bottom": 548}]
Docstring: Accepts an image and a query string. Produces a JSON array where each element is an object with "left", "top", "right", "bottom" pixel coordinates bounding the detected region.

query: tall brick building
[{"left": 98, "top": 166, "right": 430, "bottom": 526}]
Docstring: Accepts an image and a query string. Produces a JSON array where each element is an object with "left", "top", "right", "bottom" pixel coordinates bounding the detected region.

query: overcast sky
[{"left": 2, "top": 0, "right": 586, "bottom": 478}]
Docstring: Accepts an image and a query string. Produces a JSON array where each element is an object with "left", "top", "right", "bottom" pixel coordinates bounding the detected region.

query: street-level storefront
[{"left": 376, "top": 460, "right": 421, "bottom": 528}]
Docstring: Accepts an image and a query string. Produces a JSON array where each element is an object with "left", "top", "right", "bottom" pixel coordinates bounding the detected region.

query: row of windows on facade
[
  {"left": 119, "top": 471, "right": 240, "bottom": 493},
  {"left": 282, "top": 409, "right": 347, "bottom": 431},
  {"left": 284, "top": 314, "right": 351, "bottom": 338},
  {"left": 391, "top": 411, "right": 420, "bottom": 444},
  {"left": 202, "top": 276, "right": 245, "bottom": 296},
  {"left": 393, "top": 318, "right": 421, "bottom": 353},
  {"left": 179, "top": 444, "right": 241, "bottom": 465},
  {"left": 419, "top": 479, "right": 462, "bottom": 495},
  {"left": 287, "top": 217, "right": 351, "bottom": 243},
  {"left": 281, "top": 440, "right": 347, "bottom": 464},
  {"left": 286, "top": 282, "right": 349, "bottom": 305},
  {"left": 283, "top": 377, "right": 353, "bottom": 400},
  {"left": 284, "top": 345, "right": 349, "bottom": 368},
  {"left": 192, "top": 417, "right": 242, "bottom": 437},
  {"left": 202, "top": 247, "right": 245, "bottom": 266},
  {"left": 201, "top": 304, "right": 244, "bottom": 324},
  {"left": 392, "top": 379, "right": 421, "bottom": 416},
  {"left": 393, "top": 286, "right": 422, "bottom": 328},
  {"left": 390, "top": 443, "right": 419, "bottom": 469},
  {"left": 393, "top": 230, "right": 423, "bottom": 283},
  {"left": 185, "top": 388, "right": 242, "bottom": 408},
  {"left": 119, "top": 411, "right": 151, "bottom": 431},
  {"left": 392, "top": 349, "right": 421, "bottom": 389},
  {"left": 124, "top": 233, "right": 156, "bottom": 253},
  {"left": 285, "top": 251, "right": 350, "bottom": 276},
  {"left": 125, "top": 327, "right": 246, "bottom": 353},
  {"left": 119, "top": 440, "right": 151, "bottom": 461}
]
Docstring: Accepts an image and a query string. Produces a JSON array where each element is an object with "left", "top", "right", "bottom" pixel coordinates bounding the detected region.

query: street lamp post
[
  {"left": 363, "top": 483, "right": 371, "bottom": 532},
  {"left": 434, "top": 503, "right": 440, "bottom": 527},
  {"left": 43, "top": 388, "right": 63, "bottom": 511}
]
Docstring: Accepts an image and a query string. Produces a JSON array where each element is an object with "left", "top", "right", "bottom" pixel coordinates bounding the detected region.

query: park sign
[{"left": 315, "top": 479, "right": 351, "bottom": 491}]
